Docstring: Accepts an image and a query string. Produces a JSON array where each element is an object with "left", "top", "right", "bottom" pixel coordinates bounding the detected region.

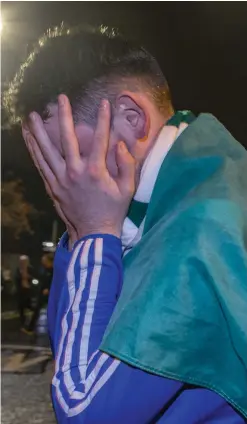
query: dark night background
[{"left": 1, "top": 1, "right": 247, "bottom": 257}]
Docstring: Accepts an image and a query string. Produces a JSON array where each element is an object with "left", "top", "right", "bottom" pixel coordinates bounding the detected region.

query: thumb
[{"left": 116, "top": 141, "right": 136, "bottom": 195}]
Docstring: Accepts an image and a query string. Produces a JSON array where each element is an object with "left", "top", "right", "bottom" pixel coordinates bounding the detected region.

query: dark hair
[{"left": 4, "top": 24, "right": 172, "bottom": 126}]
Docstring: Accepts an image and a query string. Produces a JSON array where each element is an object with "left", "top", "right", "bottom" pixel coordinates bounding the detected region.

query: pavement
[
  {"left": 1, "top": 307, "right": 56, "bottom": 424},
  {"left": 2, "top": 362, "right": 56, "bottom": 424}
]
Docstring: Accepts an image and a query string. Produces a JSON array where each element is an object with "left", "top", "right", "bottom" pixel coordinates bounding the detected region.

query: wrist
[{"left": 75, "top": 226, "right": 121, "bottom": 241}]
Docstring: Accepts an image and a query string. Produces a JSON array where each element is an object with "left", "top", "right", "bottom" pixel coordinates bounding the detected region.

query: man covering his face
[{"left": 5, "top": 24, "right": 247, "bottom": 423}]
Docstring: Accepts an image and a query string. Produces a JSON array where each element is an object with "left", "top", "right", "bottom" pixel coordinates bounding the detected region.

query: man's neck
[{"left": 137, "top": 112, "right": 174, "bottom": 176}]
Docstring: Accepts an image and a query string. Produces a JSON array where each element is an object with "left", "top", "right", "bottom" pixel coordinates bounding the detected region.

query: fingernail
[
  {"left": 29, "top": 112, "right": 36, "bottom": 122},
  {"left": 59, "top": 95, "right": 65, "bottom": 107},
  {"left": 101, "top": 99, "right": 108, "bottom": 110}
]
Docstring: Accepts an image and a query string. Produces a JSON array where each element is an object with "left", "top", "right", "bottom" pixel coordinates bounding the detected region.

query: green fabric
[
  {"left": 127, "top": 111, "right": 196, "bottom": 227},
  {"left": 101, "top": 113, "right": 247, "bottom": 417},
  {"left": 166, "top": 110, "right": 196, "bottom": 127},
  {"left": 127, "top": 201, "right": 148, "bottom": 228}
]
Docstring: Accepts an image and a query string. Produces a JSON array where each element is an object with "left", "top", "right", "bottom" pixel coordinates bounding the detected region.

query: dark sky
[{"left": 1, "top": 1, "right": 247, "bottom": 253}]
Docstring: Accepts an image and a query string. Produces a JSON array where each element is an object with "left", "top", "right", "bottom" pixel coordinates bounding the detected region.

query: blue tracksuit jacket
[{"left": 48, "top": 234, "right": 245, "bottom": 423}]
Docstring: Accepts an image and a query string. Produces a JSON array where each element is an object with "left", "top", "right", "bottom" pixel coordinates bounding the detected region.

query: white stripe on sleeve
[{"left": 53, "top": 237, "right": 121, "bottom": 415}]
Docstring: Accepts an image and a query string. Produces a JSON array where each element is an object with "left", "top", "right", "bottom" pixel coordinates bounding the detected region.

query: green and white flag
[{"left": 101, "top": 112, "right": 247, "bottom": 418}]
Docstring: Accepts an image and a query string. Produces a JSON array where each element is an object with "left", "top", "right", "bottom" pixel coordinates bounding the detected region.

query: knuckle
[
  {"left": 64, "top": 161, "right": 82, "bottom": 183},
  {"left": 67, "top": 169, "right": 80, "bottom": 182},
  {"left": 87, "top": 163, "right": 101, "bottom": 180}
]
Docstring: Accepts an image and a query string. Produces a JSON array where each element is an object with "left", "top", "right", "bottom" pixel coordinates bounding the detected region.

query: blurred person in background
[
  {"left": 15, "top": 255, "right": 33, "bottom": 331},
  {"left": 25, "top": 252, "right": 54, "bottom": 335},
  {"left": 2, "top": 266, "right": 13, "bottom": 293},
  {"left": 1, "top": 266, "right": 15, "bottom": 311}
]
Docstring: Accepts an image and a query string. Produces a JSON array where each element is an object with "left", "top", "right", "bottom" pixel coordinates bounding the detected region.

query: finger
[
  {"left": 23, "top": 127, "right": 42, "bottom": 172},
  {"left": 27, "top": 112, "right": 64, "bottom": 177},
  {"left": 28, "top": 135, "right": 57, "bottom": 190},
  {"left": 22, "top": 125, "right": 33, "bottom": 153},
  {"left": 116, "top": 141, "right": 136, "bottom": 195},
  {"left": 58, "top": 94, "right": 80, "bottom": 168},
  {"left": 23, "top": 126, "right": 62, "bottom": 195},
  {"left": 23, "top": 126, "right": 51, "bottom": 180},
  {"left": 28, "top": 140, "right": 53, "bottom": 199},
  {"left": 23, "top": 125, "right": 71, "bottom": 227},
  {"left": 89, "top": 100, "right": 110, "bottom": 167},
  {"left": 28, "top": 135, "right": 69, "bottom": 224}
]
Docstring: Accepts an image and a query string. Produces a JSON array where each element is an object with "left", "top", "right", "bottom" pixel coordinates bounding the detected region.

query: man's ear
[{"left": 115, "top": 95, "right": 148, "bottom": 141}]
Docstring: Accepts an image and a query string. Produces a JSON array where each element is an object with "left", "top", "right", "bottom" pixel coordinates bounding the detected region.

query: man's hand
[{"left": 22, "top": 95, "right": 136, "bottom": 243}]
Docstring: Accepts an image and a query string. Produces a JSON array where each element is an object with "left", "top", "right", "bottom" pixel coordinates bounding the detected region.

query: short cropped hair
[{"left": 4, "top": 24, "right": 172, "bottom": 126}]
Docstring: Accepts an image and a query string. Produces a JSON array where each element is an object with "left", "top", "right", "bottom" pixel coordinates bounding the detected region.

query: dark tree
[{"left": 2, "top": 179, "right": 38, "bottom": 239}]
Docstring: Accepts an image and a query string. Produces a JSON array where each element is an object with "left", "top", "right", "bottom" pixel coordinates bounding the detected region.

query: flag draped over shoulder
[{"left": 101, "top": 114, "right": 247, "bottom": 418}]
